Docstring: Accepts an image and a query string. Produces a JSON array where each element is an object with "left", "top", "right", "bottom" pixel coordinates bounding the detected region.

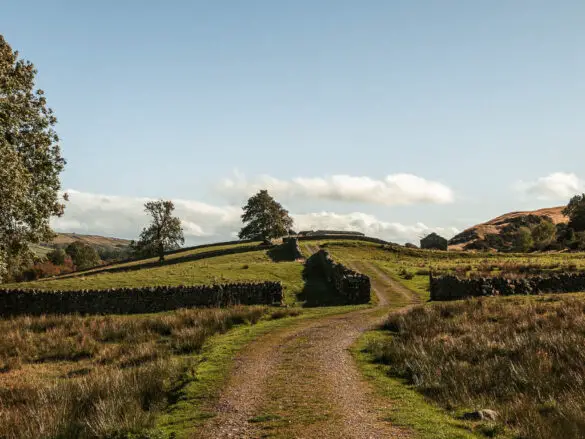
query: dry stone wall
[
  {"left": 283, "top": 237, "right": 303, "bottom": 259},
  {"left": 430, "top": 273, "right": 585, "bottom": 301},
  {"left": 297, "top": 235, "right": 389, "bottom": 245},
  {"left": 0, "top": 282, "right": 283, "bottom": 317},
  {"left": 315, "top": 250, "right": 371, "bottom": 304}
]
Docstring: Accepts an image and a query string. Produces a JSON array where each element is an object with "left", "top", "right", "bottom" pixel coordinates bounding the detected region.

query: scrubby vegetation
[
  {"left": 366, "top": 295, "right": 585, "bottom": 439},
  {"left": 0, "top": 306, "right": 299, "bottom": 438}
]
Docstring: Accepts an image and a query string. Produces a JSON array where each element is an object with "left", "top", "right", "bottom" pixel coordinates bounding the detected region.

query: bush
[
  {"left": 47, "top": 248, "right": 67, "bottom": 265},
  {"left": 65, "top": 242, "right": 101, "bottom": 270},
  {"left": 398, "top": 268, "right": 414, "bottom": 280}
]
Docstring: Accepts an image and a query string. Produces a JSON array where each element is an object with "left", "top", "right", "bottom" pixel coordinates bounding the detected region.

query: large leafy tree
[
  {"left": 0, "top": 35, "right": 66, "bottom": 279},
  {"left": 563, "top": 194, "right": 585, "bottom": 232},
  {"left": 239, "top": 190, "right": 293, "bottom": 240},
  {"left": 133, "top": 200, "right": 184, "bottom": 262}
]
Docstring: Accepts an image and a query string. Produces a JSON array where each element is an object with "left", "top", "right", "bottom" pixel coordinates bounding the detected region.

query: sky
[{"left": 2, "top": 1, "right": 585, "bottom": 244}]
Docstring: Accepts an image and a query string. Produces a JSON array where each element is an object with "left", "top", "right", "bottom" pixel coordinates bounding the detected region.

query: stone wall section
[
  {"left": 283, "top": 237, "right": 303, "bottom": 260},
  {"left": 315, "top": 250, "right": 371, "bottom": 304},
  {"left": 0, "top": 282, "right": 283, "bottom": 316},
  {"left": 430, "top": 273, "right": 585, "bottom": 301}
]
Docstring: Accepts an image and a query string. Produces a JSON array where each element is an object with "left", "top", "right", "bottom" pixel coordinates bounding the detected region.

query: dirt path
[
  {"left": 195, "top": 257, "right": 418, "bottom": 439},
  {"left": 351, "top": 261, "right": 422, "bottom": 306}
]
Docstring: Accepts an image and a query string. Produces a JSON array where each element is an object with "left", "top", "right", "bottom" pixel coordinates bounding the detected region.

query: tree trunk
[{"left": 158, "top": 242, "right": 164, "bottom": 262}]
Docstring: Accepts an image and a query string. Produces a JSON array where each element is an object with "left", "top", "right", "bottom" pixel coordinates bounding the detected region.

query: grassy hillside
[
  {"left": 13, "top": 238, "right": 585, "bottom": 303},
  {"left": 51, "top": 233, "right": 132, "bottom": 248},
  {"left": 8, "top": 249, "right": 304, "bottom": 303},
  {"left": 448, "top": 206, "right": 568, "bottom": 251}
]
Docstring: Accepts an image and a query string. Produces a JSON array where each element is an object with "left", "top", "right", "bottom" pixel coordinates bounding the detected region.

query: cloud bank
[
  {"left": 220, "top": 173, "right": 454, "bottom": 206},
  {"left": 51, "top": 190, "right": 458, "bottom": 245},
  {"left": 516, "top": 172, "right": 585, "bottom": 200}
]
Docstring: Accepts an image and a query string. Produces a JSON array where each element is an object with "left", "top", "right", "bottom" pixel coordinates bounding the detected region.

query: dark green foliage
[
  {"left": 47, "top": 248, "right": 67, "bottom": 265},
  {"left": 563, "top": 194, "right": 585, "bottom": 232},
  {"left": 531, "top": 219, "right": 556, "bottom": 250},
  {"left": 96, "top": 245, "right": 133, "bottom": 263},
  {"left": 513, "top": 226, "right": 534, "bottom": 252},
  {"left": 469, "top": 216, "right": 561, "bottom": 252},
  {"left": 420, "top": 233, "right": 448, "bottom": 250},
  {"left": 65, "top": 242, "right": 101, "bottom": 270},
  {"left": 134, "top": 200, "right": 184, "bottom": 262},
  {"left": 0, "top": 35, "right": 66, "bottom": 281},
  {"left": 238, "top": 190, "right": 293, "bottom": 240}
]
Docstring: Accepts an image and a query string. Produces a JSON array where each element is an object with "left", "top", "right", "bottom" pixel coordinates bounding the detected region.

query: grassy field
[
  {"left": 6, "top": 237, "right": 585, "bottom": 438},
  {"left": 318, "top": 240, "right": 585, "bottom": 300},
  {"left": 42, "top": 241, "right": 262, "bottom": 279},
  {"left": 0, "top": 306, "right": 301, "bottom": 439},
  {"left": 364, "top": 293, "right": 585, "bottom": 439},
  {"left": 5, "top": 247, "right": 308, "bottom": 305}
]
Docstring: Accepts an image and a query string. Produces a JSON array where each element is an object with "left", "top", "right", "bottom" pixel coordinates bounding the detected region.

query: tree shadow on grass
[{"left": 296, "top": 253, "right": 347, "bottom": 307}]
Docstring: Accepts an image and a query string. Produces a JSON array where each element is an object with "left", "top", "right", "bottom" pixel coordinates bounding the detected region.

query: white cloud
[
  {"left": 51, "top": 190, "right": 241, "bottom": 243},
  {"left": 293, "top": 211, "right": 459, "bottom": 243},
  {"left": 220, "top": 172, "right": 454, "bottom": 206},
  {"left": 516, "top": 172, "right": 585, "bottom": 200},
  {"left": 51, "top": 190, "right": 458, "bottom": 245}
]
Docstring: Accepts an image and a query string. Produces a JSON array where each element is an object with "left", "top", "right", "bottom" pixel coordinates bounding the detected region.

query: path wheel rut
[{"left": 195, "top": 254, "right": 417, "bottom": 439}]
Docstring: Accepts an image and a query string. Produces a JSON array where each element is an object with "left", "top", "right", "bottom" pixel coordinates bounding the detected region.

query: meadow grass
[
  {"left": 322, "top": 240, "right": 585, "bottom": 300},
  {"left": 0, "top": 306, "right": 300, "bottom": 439},
  {"left": 5, "top": 249, "right": 305, "bottom": 305},
  {"left": 366, "top": 294, "right": 585, "bottom": 439},
  {"left": 34, "top": 241, "right": 261, "bottom": 280}
]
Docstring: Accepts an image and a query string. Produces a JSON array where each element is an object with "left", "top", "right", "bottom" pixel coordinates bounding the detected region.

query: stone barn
[{"left": 420, "top": 233, "right": 448, "bottom": 250}]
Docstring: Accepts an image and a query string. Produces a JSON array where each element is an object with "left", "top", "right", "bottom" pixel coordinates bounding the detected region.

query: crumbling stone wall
[
  {"left": 282, "top": 237, "right": 303, "bottom": 259},
  {"left": 314, "top": 250, "right": 371, "bottom": 303},
  {"left": 430, "top": 273, "right": 585, "bottom": 301},
  {"left": 0, "top": 282, "right": 283, "bottom": 316}
]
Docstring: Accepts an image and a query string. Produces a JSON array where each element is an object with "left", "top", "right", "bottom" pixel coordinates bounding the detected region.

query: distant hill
[
  {"left": 449, "top": 206, "right": 568, "bottom": 250},
  {"left": 50, "top": 233, "right": 132, "bottom": 248},
  {"left": 31, "top": 233, "right": 132, "bottom": 258}
]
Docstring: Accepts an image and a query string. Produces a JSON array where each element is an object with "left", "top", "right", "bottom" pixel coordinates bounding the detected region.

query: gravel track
[{"left": 195, "top": 252, "right": 416, "bottom": 439}]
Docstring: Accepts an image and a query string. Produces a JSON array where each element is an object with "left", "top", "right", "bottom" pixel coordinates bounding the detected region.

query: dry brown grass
[
  {"left": 368, "top": 294, "right": 585, "bottom": 439},
  {"left": 0, "top": 306, "right": 291, "bottom": 439}
]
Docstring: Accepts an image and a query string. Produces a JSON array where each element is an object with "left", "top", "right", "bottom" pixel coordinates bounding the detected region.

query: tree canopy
[
  {"left": 0, "top": 35, "right": 66, "bottom": 280},
  {"left": 239, "top": 190, "right": 293, "bottom": 240},
  {"left": 65, "top": 242, "right": 101, "bottom": 270},
  {"left": 133, "top": 200, "right": 184, "bottom": 261},
  {"left": 563, "top": 194, "right": 585, "bottom": 232}
]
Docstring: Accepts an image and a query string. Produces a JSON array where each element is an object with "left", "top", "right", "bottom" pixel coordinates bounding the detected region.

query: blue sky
[{"left": 3, "top": 1, "right": 585, "bottom": 243}]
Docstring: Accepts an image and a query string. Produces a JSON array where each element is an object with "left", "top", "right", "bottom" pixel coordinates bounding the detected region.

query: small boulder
[{"left": 462, "top": 409, "right": 499, "bottom": 421}]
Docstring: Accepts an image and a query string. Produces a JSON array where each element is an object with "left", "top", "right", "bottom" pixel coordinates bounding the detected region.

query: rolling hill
[
  {"left": 50, "top": 232, "right": 132, "bottom": 248},
  {"left": 30, "top": 232, "right": 132, "bottom": 258},
  {"left": 448, "top": 206, "right": 568, "bottom": 250}
]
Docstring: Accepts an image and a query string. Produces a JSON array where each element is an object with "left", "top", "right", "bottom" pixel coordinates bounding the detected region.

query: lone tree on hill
[
  {"left": 239, "top": 190, "right": 293, "bottom": 241},
  {"left": 133, "top": 200, "right": 184, "bottom": 262},
  {"left": 0, "top": 35, "right": 66, "bottom": 281},
  {"left": 563, "top": 194, "right": 585, "bottom": 232}
]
